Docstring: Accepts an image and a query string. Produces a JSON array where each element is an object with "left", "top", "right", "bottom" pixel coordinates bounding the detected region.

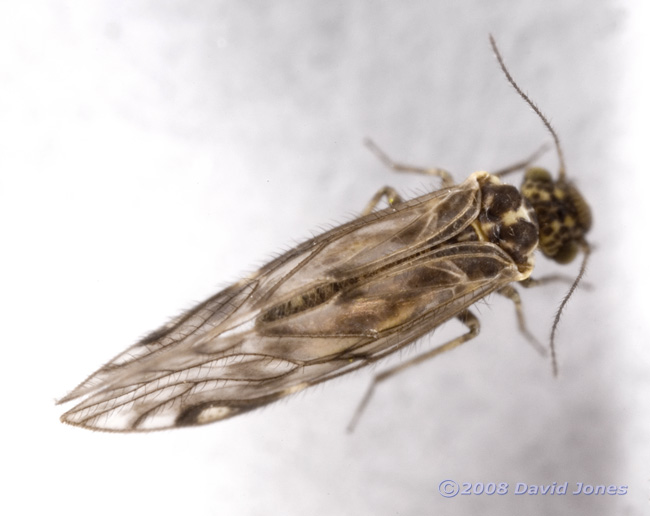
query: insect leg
[
  {"left": 491, "top": 143, "right": 550, "bottom": 177},
  {"left": 364, "top": 138, "right": 456, "bottom": 187},
  {"left": 361, "top": 186, "right": 404, "bottom": 215},
  {"left": 521, "top": 275, "right": 573, "bottom": 287},
  {"left": 347, "top": 309, "right": 480, "bottom": 432},
  {"left": 521, "top": 275, "right": 593, "bottom": 291},
  {"left": 496, "top": 285, "right": 546, "bottom": 356}
]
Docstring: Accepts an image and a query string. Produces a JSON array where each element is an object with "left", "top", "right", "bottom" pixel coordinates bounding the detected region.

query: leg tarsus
[
  {"left": 364, "top": 138, "right": 455, "bottom": 187},
  {"left": 521, "top": 275, "right": 593, "bottom": 291},
  {"left": 347, "top": 310, "right": 480, "bottom": 433},
  {"left": 492, "top": 144, "right": 550, "bottom": 177},
  {"left": 496, "top": 285, "right": 546, "bottom": 356},
  {"left": 362, "top": 186, "right": 404, "bottom": 215}
]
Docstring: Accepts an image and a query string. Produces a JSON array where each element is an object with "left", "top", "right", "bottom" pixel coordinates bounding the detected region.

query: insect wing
[{"left": 59, "top": 173, "right": 524, "bottom": 431}]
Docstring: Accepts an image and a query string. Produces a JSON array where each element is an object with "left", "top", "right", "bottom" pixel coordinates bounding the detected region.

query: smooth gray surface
[{"left": 1, "top": 1, "right": 648, "bottom": 515}]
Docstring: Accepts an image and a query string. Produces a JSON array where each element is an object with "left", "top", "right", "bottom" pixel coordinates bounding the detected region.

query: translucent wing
[{"left": 58, "top": 173, "right": 527, "bottom": 431}]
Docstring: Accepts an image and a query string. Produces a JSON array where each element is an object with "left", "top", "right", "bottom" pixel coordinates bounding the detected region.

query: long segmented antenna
[
  {"left": 489, "top": 34, "right": 568, "bottom": 181},
  {"left": 489, "top": 35, "right": 591, "bottom": 376},
  {"left": 549, "top": 243, "right": 590, "bottom": 375}
]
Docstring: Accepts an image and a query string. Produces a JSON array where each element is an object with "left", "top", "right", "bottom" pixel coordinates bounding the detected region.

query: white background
[{"left": 1, "top": 1, "right": 648, "bottom": 515}]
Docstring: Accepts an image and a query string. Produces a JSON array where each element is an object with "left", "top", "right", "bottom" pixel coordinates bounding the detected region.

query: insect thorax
[
  {"left": 520, "top": 168, "right": 592, "bottom": 264},
  {"left": 468, "top": 172, "right": 539, "bottom": 278}
]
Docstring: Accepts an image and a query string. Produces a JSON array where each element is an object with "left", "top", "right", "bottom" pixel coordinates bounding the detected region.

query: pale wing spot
[
  {"left": 196, "top": 405, "right": 232, "bottom": 424},
  {"left": 282, "top": 382, "right": 309, "bottom": 396},
  {"left": 138, "top": 412, "right": 177, "bottom": 431},
  {"left": 218, "top": 318, "right": 256, "bottom": 339},
  {"left": 92, "top": 410, "right": 134, "bottom": 432}
]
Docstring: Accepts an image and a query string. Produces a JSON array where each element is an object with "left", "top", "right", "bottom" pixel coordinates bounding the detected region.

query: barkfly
[{"left": 58, "top": 36, "right": 591, "bottom": 432}]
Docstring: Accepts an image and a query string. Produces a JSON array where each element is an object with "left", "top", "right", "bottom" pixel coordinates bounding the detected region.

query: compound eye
[
  {"left": 552, "top": 240, "right": 579, "bottom": 264},
  {"left": 523, "top": 167, "right": 552, "bottom": 184}
]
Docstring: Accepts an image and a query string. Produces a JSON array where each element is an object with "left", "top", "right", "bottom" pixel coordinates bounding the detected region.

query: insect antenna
[
  {"left": 489, "top": 34, "right": 567, "bottom": 181},
  {"left": 549, "top": 242, "right": 590, "bottom": 375},
  {"left": 489, "top": 34, "right": 592, "bottom": 376}
]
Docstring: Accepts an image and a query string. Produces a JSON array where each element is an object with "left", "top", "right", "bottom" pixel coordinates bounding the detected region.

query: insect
[{"left": 58, "top": 36, "right": 591, "bottom": 432}]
